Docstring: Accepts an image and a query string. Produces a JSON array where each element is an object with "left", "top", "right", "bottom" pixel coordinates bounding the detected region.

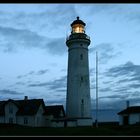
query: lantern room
[{"left": 71, "top": 17, "right": 86, "bottom": 34}]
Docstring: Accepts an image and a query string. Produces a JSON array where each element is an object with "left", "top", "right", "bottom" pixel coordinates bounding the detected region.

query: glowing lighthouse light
[{"left": 71, "top": 16, "right": 85, "bottom": 34}]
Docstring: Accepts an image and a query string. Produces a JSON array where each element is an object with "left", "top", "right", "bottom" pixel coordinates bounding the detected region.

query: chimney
[
  {"left": 126, "top": 100, "right": 130, "bottom": 108},
  {"left": 24, "top": 96, "right": 28, "bottom": 100}
]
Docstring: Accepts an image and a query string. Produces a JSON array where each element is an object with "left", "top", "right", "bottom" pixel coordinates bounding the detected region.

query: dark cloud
[
  {"left": 99, "top": 94, "right": 129, "bottom": 100},
  {"left": 128, "top": 83, "right": 140, "bottom": 89},
  {"left": 105, "top": 61, "right": 140, "bottom": 80},
  {"left": 0, "top": 26, "right": 46, "bottom": 52},
  {"left": 15, "top": 82, "right": 25, "bottom": 85},
  {"left": 28, "top": 82, "right": 48, "bottom": 87},
  {"left": 89, "top": 43, "right": 120, "bottom": 64},
  {"left": 17, "top": 69, "right": 49, "bottom": 79},
  {"left": 55, "top": 89, "right": 66, "bottom": 93},
  {"left": 99, "top": 87, "right": 112, "bottom": 92},
  {"left": 113, "top": 87, "right": 130, "bottom": 93},
  {"left": 0, "top": 89, "right": 23, "bottom": 95},
  {"left": 91, "top": 94, "right": 140, "bottom": 110},
  {"left": 28, "top": 76, "right": 67, "bottom": 92},
  {"left": 0, "top": 4, "right": 77, "bottom": 36},
  {"left": 46, "top": 38, "right": 67, "bottom": 55},
  {"left": 0, "top": 26, "right": 67, "bottom": 55},
  {"left": 36, "top": 69, "right": 49, "bottom": 75}
]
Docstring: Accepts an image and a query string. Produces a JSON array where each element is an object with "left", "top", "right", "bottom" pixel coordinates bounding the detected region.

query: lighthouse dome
[{"left": 71, "top": 16, "right": 86, "bottom": 27}]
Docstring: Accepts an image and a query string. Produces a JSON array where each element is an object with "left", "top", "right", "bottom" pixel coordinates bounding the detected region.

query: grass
[{"left": 0, "top": 124, "right": 140, "bottom": 136}]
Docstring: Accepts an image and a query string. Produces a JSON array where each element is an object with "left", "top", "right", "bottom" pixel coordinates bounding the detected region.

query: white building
[
  {"left": 66, "top": 17, "right": 93, "bottom": 126},
  {"left": 0, "top": 96, "right": 65, "bottom": 127},
  {"left": 118, "top": 106, "right": 140, "bottom": 125}
]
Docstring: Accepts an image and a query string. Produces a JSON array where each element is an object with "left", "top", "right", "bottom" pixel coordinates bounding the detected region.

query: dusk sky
[{"left": 0, "top": 4, "right": 140, "bottom": 111}]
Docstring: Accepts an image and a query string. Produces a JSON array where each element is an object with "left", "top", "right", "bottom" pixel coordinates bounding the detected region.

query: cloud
[
  {"left": 89, "top": 43, "right": 120, "bottom": 64},
  {"left": 0, "top": 25, "right": 68, "bottom": 55},
  {"left": 15, "top": 82, "right": 25, "bottom": 85},
  {"left": 75, "top": 4, "right": 119, "bottom": 16},
  {"left": 0, "top": 89, "right": 23, "bottom": 95},
  {"left": 17, "top": 69, "right": 49, "bottom": 79},
  {"left": 91, "top": 92, "right": 140, "bottom": 109},
  {"left": 46, "top": 38, "right": 67, "bottom": 55},
  {"left": 105, "top": 61, "right": 140, "bottom": 79},
  {"left": 0, "top": 4, "right": 78, "bottom": 37},
  {"left": 99, "top": 87, "right": 112, "bottom": 92},
  {"left": 99, "top": 94, "right": 129, "bottom": 100},
  {"left": 0, "top": 26, "right": 46, "bottom": 52},
  {"left": 36, "top": 69, "right": 49, "bottom": 75},
  {"left": 28, "top": 76, "right": 67, "bottom": 92}
]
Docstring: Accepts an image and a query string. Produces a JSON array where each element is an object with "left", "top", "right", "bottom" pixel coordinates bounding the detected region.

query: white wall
[
  {"left": 77, "top": 118, "right": 93, "bottom": 126},
  {"left": 67, "top": 120, "right": 77, "bottom": 127},
  {"left": 17, "top": 115, "right": 35, "bottom": 127},
  {"left": 66, "top": 40, "right": 91, "bottom": 119},
  {"left": 51, "top": 121, "right": 64, "bottom": 127},
  {"left": 0, "top": 116, "right": 4, "bottom": 123},
  {"left": 118, "top": 116, "right": 123, "bottom": 125},
  {"left": 119, "top": 113, "right": 140, "bottom": 125},
  {"left": 4, "top": 102, "right": 18, "bottom": 124},
  {"left": 129, "top": 114, "right": 140, "bottom": 125},
  {"left": 34, "top": 104, "right": 46, "bottom": 127}
]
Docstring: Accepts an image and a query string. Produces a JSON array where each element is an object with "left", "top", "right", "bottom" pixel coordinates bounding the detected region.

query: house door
[{"left": 123, "top": 116, "right": 129, "bottom": 125}]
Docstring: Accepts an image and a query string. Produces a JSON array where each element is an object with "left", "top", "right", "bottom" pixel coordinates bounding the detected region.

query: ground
[{"left": 0, "top": 123, "right": 140, "bottom": 136}]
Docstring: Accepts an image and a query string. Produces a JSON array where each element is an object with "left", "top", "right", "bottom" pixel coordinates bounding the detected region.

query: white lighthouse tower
[{"left": 66, "top": 17, "right": 92, "bottom": 126}]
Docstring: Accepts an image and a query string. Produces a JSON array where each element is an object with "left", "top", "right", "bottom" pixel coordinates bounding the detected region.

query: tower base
[{"left": 66, "top": 117, "right": 93, "bottom": 127}]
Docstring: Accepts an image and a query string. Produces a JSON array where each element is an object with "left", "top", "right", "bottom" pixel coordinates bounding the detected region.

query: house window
[
  {"left": 24, "top": 118, "right": 28, "bottom": 124},
  {"left": 80, "top": 54, "right": 83, "bottom": 60},
  {"left": 9, "top": 107, "right": 13, "bottom": 114},
  {"left": 9, "top": 118, "right": 13, "bottom": 124}
]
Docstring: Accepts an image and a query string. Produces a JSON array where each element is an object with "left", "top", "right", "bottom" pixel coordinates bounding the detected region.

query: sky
[{"left": 0, "top": 4, "right": 140, "bottom": 112}]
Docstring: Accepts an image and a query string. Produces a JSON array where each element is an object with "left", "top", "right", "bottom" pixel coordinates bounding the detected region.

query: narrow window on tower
[
  {"left": 80, "top": 54, "right": 83, "bottom": 60},
  {"left": 81, "top": 76, "right": 83, "bottom": 82},
  {"left": 80, "top": 76, "right": 83, "bottom": 86},
  {"left": 81, "top": 99, "right": 84, "bottom": 117}
]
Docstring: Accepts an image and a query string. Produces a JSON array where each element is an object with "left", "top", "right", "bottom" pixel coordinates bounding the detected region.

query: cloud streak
[
  {"left": 0, "top": 89, "right": 23, "bottom": 95},
  {"left": 17, "top": 69, "right": 49, "bottom": 79},
  {"left": 28, "top": 76, "right": 67, "bottom": 92},
  {"left": 89, "top": 43, "right": 120, "bottom": 64}
]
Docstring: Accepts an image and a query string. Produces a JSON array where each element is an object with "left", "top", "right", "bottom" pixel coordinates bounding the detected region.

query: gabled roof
[
  {"left": 118, "top": 106, "right": 140, "bottom": 115},
  {"left": 16, "top": 99, "right": 45, "bottom": 116},
  {"left": 44, "top": 105, "right": 65, "bottom": 118},
  {"left": 0, "top": 99, "right": 45, "bottom": 116}
]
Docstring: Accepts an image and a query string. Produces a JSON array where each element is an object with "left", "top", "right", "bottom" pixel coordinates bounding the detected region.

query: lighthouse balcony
[{"left": 66, "top": 33, "right": 90, "bottom": 42}]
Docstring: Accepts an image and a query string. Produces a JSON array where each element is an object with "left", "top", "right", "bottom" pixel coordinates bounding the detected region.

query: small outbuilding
[{"left": 118, "top": 106, "right": 140, "bottom": 125}]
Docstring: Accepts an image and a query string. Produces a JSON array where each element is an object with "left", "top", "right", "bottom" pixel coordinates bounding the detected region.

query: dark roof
[
  {"left": 0, "top": 99, "right": 45, "bottom": 116},
  {"left": 71, "top": 16, "right": 86, "bottom": 27},
  {"left": 44, "top": 105, "right": 65, "bottom": 118},
  {"left": 0, "top": 101, "right": 6, "bottom": 115},
  {"left": 118, "top": 106, "right": 140, "bottom": 115},
  {"left": 16, "top": 99, "right": 45, "bottom": 116}
]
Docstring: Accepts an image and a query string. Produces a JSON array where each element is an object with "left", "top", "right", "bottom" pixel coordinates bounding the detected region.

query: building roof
[
  {"left": 0, "top": 98, "right": 45, "bottom": 116},
  {"left": 71, "top": 16, "right": 86, "bottom": 27},
  {"left": 118, "top": 106, "right": 140, "bottom": 115},
  {"left": 16, "top": 99, "right": 45, "bottom": 116},
  {"left": 43, "top": 105, "right": 65, "bottom": 118}
]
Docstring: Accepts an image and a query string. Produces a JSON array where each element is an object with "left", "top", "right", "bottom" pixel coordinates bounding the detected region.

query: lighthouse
[{"left": 66, "top": 17, "right": 92, "bottom": 126}]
